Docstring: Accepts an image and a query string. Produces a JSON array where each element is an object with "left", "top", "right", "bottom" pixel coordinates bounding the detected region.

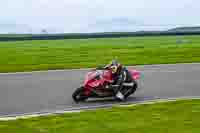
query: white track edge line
[{"left": 0, "top": 96, "right": 200, "bottom": 121}]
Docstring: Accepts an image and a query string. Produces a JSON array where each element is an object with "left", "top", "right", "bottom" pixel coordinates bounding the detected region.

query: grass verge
[
  {"left": 0, "top": 35, "right": 200, "bottom": 72},
  {"left": 0, "top": 99, "right": 199, "bottom": 133}
]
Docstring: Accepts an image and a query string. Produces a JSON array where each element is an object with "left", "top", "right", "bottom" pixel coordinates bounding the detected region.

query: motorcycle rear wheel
[{"left": 72, "top": 87, "right": 88, "bottom": 102}]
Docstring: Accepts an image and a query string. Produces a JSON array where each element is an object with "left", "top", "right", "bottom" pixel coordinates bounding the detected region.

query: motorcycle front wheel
[{"left": 72, "top": 87, "right": 88, "bottom": 103}]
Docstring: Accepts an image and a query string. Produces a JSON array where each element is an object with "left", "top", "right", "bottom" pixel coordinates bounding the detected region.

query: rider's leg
[{"left": 115, "top": 69, "right": 134, "bottom": 100}]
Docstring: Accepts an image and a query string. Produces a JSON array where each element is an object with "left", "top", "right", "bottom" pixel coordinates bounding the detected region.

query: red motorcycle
[{"left": 72, "top": 68, "right": 140, "bottom": 102}]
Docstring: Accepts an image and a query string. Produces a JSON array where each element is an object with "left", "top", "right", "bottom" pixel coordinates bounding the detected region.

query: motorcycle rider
[{"left": 99, "top": 60, "right": 135, "bottom": 100}]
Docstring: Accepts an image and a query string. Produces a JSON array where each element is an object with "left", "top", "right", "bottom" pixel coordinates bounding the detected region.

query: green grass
[
  {"left": 0, "top": 99, "right": 199, "bottom": 133},
  {"left": 0, "top": 35, "right": 200, "bottom": 72}
]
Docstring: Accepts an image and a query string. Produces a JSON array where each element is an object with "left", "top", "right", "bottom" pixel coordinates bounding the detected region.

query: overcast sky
[{"left": 0, "top": 0, "right": 200, "bottom": 33}]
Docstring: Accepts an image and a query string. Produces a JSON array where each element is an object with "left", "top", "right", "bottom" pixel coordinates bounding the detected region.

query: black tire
[
  {"left": 72, "top": 87, "right": 88, "bottom": 103},
  {"left": 124, "top": 81, "right": 138, "bottom": 99}
]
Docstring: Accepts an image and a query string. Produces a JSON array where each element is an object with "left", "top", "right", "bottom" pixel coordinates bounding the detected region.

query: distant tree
[{"left": 41, "top": 29, "right": 48, "bottom": 34}]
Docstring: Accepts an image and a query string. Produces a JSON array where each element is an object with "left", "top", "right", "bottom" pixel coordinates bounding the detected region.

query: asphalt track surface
[{"left": 0, "top": 63, "right": 200, "bottom": 117}]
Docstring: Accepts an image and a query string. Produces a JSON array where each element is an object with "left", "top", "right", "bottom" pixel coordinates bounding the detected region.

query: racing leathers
[{"left": 111, "top": 66, "right": 135, "bottom": 100}]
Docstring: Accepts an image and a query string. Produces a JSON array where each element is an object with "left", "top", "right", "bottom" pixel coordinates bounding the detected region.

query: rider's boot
[{"left": 115, "top": 91, "right": 124, "bottom": 101}]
